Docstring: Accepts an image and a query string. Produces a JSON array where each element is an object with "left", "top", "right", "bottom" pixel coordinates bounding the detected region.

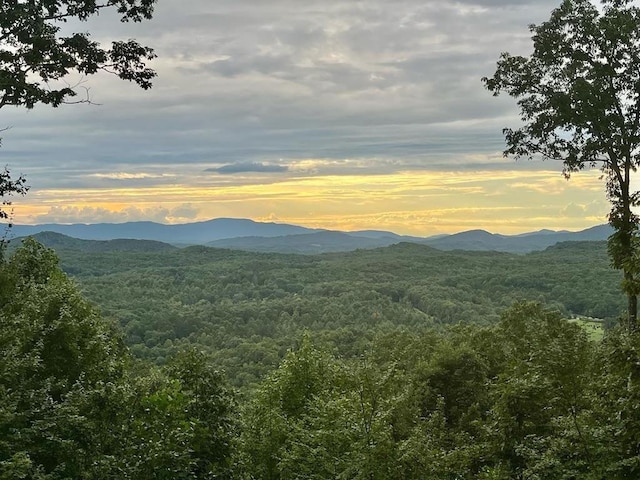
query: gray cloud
[
  {"left": 1, "top": 0, "right": 566, "bottom": 204},
  {"left": 207, "top": 163, "right": 289, "bottom": 174}
]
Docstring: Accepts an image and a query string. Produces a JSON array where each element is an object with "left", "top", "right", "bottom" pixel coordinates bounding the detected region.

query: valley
[{"left": 22, "top": 232, "right": 622, "bottom": 388}]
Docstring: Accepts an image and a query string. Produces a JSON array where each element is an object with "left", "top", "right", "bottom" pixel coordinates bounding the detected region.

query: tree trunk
[
  {"left": 628, "top": 289, "right": 638, "bottom": 331},
  {"left": 609, "top": 160, "right": 638, "bottom": 331},
  {"left": 624, "top": 262, "right": 638, "bottom": 331},
  {"left": 620, "top": 165, "right": 638, "bottom": 331},
  {"left": 620, "top": 218, "right": 636, "bottom": 330}
]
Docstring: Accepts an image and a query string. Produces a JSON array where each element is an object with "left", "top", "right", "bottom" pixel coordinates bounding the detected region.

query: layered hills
[{"left": 7, "top": 218, "right": 613, "bottom": 254}]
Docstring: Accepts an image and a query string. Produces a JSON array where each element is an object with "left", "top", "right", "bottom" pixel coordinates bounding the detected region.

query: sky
[{"left": 0, "top": 0, "right": 616, "bottom": 236}]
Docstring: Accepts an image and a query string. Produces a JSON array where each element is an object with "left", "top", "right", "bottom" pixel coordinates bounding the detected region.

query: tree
[
  {"left": 0, "top": 165, "right": 28, "bottom": 229},
  {"left": 0, "top": 238, "right": 128, "bottom": 478},
  {"left": 0, "top": 240, "right": 241, "bottom": 479},
  {"left": 0, "top": 0, "right": 157, "bottom": 108},
  {"left": 164, "top": 348, "right": 239, "bottom": 478},
  {"left": 0, "top": 0, "right": 158, "bottom": 218},
  {"left": 483, "top": 0, "right": 640, "bottom": 329},
  {"left": 487, "top": 302, "right": 596, "bottom": 478},
  {"left": 241, "top": 336, "right": 339, "bottom": 480}
]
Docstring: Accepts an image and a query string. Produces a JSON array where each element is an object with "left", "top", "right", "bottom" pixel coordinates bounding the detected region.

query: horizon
[{"left": 6, "top": 215, "right": 609, "bottom": 239}]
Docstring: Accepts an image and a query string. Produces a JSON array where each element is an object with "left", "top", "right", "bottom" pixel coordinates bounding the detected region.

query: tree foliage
[
  {"left": 5, "top": 236, "right": 640, "bottom": 478},
  {"left": 483, "top": 0, "right": 640, "bottom": 328},
  {"left": 0, "top": 239, "right": 239, "bottom": 479},
  {"left": 0, "top": 0, "right": 158, "bottom": 221},
  {"left": 0, "top": 238, "right": 127, "bottom": 478},
  {"left": 41, "top": 239, "right": 620, "bottom": 387},
  {"left": 0, "top": 165, "right": 27, "bottom": 224},
  {"left": 240, "top": 303, "right": 608, "bottom": 479},
  {"left": 0, "top": 0, "right": 157, "bottom": 109}
]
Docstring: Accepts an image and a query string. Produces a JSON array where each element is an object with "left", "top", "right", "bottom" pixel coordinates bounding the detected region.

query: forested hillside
[
  {"left": 3, "top": 237, "right": 640, "bottom": 479},
  {"left": 6, "top": 0, "right": 640, "bottom": 476},
  {"left": 35, "top": 237, "right": 623, "bottom": 388}
]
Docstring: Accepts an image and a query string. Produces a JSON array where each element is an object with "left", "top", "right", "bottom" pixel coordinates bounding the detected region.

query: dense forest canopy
[
  {"left": 6, "top": 0, "right": 640, "bottom": 478},
  {"left": 30, "top": 238, "right": 620, "bottom": 387},
  {"left": 1, "top": 238, "right": 639, "bottom": 479}
]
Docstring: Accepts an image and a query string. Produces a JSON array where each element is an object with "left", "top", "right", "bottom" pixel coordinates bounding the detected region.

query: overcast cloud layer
[{"left": 0, "top": 0, "right": 611, "bottom": 234}]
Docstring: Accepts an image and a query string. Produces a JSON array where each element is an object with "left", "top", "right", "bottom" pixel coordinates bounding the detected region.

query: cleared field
[{"left": 570, "top": 317, "right": 605, "bottom": 342}]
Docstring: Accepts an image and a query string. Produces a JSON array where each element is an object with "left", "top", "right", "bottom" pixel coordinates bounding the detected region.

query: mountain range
[{"left": 5, "top": 218, "right": 614, "bottom": 254}]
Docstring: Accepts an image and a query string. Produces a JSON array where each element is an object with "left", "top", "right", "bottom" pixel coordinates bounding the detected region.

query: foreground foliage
[
  {"left": 0, "top": 0, "right": 157, "bottom": 109},
  {"left": 243, "top": 304, "right": 640, "bottom": 479},
  {"left": 0, "top": 239, "right": 238, "bottom": 479},
  {"left": 0, "top": 0, "right": 157, "bottom": 222},
  {"left": 4, "top": 238, "right": 640, "bottom": 478}
]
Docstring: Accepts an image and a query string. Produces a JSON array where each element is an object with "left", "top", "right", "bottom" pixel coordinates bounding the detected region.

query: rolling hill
[{"left": 6, "top": 219, "right": 614, "bottom": 253}]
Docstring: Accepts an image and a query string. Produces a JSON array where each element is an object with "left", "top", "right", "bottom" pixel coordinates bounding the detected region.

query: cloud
[
  {"left": 15, "top": 168, "right": 609, "bottom": 235},
  {"left": 88, "top": 172, "right": 174, "bottom": 180},
  {"left": 169, "top": 203, "right": 200, "bottom": 221},
  {"left": 207, "top": 163, "right": 289, "bottom": 174},
  {"left": 34, "top": 204, "right": 200, "bottom": 224},
  {"left": 561, "top": 200, "right": 608, "bottom": 218},
  {"left": 4, "top": 0, "right": 559, "bottom": 183},
  {"left": 2, "top": 0, "right": 602, "bottom": 234}
]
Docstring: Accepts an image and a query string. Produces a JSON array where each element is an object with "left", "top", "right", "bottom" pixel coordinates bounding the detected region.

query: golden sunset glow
[{"left": 14, "top": 168, "right": 610, "bottom": 236}]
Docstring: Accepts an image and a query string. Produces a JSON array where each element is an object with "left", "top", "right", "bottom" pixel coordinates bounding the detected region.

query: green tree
[
  {"left": 0, "top": 238, "right": 128, "bottom": 478},
  {"left": 0, "top": 240, "right": 240, "bottom": 479},
  {"left": 164, "top": 348, "right": 239, "bottom": 478},
  {"left": 487, "top": 303, "right": 596, "bottom": 479},
  {"left": 0, "top": 165, "right": 28, "bottom": 227},
  {"left": 483, "top": 0, "right": 640, "bottom": 329},
  {"left": 0, "top": 0, "right": 157, "bottom": 108},
  {"left": 241, "top": 336, "right": 339, "bottom": 480},
  {"left": 242, "top": 334, "right": 426, "bottom": 479},
  {"left": 590, "top": 327, "right": 640, "bottom": 478},
  {"left": 0, "top": 0, "right": 157, "bottom": 219},
  {"left": 104, "top": 364, "right": 237, "bottom": 480},
  {"left": 397, "top": 330, "right": 493, "bottom": 479}
]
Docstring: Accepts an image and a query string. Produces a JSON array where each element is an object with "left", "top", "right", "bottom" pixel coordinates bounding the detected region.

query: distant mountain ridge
[
  {"left": 6, "top": 218, "right": 614, "bottom": 254},
  {"left": 8, "top": 218, "right": 323, "bottom": 245},
  {"left": 9, "top": 231, "right": 177, "bottom": 253},
  {"left": 420, "top": 224, "right": 613, "bottom": 253}
]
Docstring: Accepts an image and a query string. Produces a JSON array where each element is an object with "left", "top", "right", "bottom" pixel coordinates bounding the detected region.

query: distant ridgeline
[
  {"left": 11, "top": 230, "right": 623, "bottom": 389},
  {"left": 6, "top": 218, "right": 613, "bottom": 253}
]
